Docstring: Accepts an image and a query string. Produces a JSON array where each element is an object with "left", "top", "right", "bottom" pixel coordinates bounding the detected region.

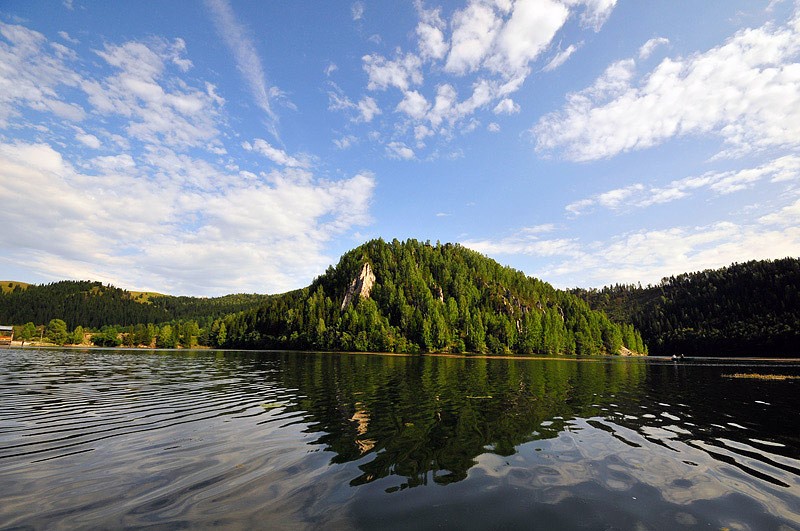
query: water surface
[{"left": 1, "top": 349, "right": 798, "bottom": 530}]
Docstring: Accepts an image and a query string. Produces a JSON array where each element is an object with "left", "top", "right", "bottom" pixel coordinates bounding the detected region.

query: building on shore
[{"left": 0, "top": 325, "right": 13, "bottom": 346}]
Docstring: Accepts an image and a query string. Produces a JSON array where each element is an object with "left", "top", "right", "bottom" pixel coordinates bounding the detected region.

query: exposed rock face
[
  {"left": 434, "top": 286, "right": 444, "bottom": 304},
  {"left": 341, "top": 262, "right": 376, "bottom": 310}
]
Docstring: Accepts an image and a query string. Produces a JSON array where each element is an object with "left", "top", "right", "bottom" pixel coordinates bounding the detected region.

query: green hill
[
  {"left": 573, "top": 258, "right": 800, "bottom": 357},
  {"left": 0, "top": 280, "right": 268, "bottom": 329},
  {"left": 0, "top": 281, "right": 30, "bottom": 294},
  {"left": 218, "top": 239, "right": 646, "bottom": 355}
]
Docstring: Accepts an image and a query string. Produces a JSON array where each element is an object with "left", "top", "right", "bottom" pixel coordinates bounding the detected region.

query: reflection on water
[{"left": 0, "top": 349, "right": 798, "bottom": 530}]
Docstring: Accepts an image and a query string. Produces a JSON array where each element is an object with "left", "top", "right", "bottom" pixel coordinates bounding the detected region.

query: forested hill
[
  {"left": 220, "top": 239, "right": 646, "bottom": 355},
  {"left": 0, "top": 280, "right": 268, "bottom": 329},
  {"left": 573, "top": 258, "right": 800, "bottom": 357}
]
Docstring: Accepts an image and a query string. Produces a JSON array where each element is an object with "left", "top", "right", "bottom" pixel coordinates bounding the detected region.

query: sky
[{"left": 0, "top": 0, "right": 799, "bottom": 296}]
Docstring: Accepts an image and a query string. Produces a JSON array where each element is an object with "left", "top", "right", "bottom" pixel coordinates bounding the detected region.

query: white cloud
[
  {"left": 464, "top": 235, "right": 578, "bottom": 258},
  {"left": 397, "top": 90, "right": 430, "bottom": 120},
  {"left": 488, "top": 122, "right": 500, "bottom": 132},
  {"left": 551, "top": 221, "right": 800, "bottom": 288},
  {"left": 205, "top": 0, "right": 281, "bottom": 136},
  {"left": 358, "top": 96, "right": 382, "bottom": 122},
  {"left": 327, "top": 85, "right": 381, "bottom": 123},
  {"left": 492, "top": 97, "right": 520, "bottom": 114},
  {"left": 416, "top": 4, "right": 448, "bottom": 61},
  {"left": 543, "top": 43, "right": 580, "bottom": 72},
  {"left": 386, "top": 141, "right": 415, "bottom": 160},
  {"left": 76, "top": 131, "right": 102, "bottom": 149},
  {"left": 344, "top": 0, "right": 595, "bottom": 155},
  {"left": 333, "top": 135, "right": 358, "bottom": 150},
  {"left": 0, "top": 140, "right": 375, "bottom": 295},
  {"left": 352, "top": 1, "right": 365, "bottom": 21},
  {"left": 759, "top": 197, "right": 800, "bottom": 226},
  {"left": 84, "top": 39, "right": 224, "bottom": 150},
  {"left": 0, "top": 22, "right": 85, "bottom": 127},
  {"left": 463, "top": 224, "right": 571, "bottom": 257},
  {"left": 445, "top": 0, "right": 503, "bottom": 75},
  {"left": 534, "top": 10, "right": 800, "bottom": 161},
  {"left": 566, "top": 155, "right": 800, "bottom": 215},
  {"left": 572, "top": 0, "right": 617, "bottom": 31},
  {"left": 428, "top": 83, "right": 458, "bottom": 129},
  {"left": 597, "top": 183, "right": 645, "bottom": 208},
  {"left": 487, "top": 0, "right": 570, "bottom": 76},
  {"left": 466, "top": 217, "right": 800, "bottom": 289},
  {"left": 363, "top": 52, "right": 423, "bottom": 91},
  {"left": 324, "top": 62, "right": 338, "bottom": 76},
  {"left": 638, "top": 37, "right": 669, "bottom": 59},
  {"left": 0, "top": 20, "right": 376, "bottom": 296},
  {"left": 57, "top": 31, "right": 79, "bottom": 44},
  {"left": 443, "top": 0, "right": 571, "bottom": 78},
  {"left": 243, "top": 138, "right": 309, "bottom": 168}
]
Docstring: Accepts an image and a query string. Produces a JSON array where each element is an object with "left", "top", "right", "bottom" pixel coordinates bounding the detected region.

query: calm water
[{"left": 1, "top": 349, "right": 798, "bottom": 530}]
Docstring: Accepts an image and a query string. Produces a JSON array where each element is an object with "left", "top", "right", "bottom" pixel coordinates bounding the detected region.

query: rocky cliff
[{"left": 341, "top": 262, "right": 376, "bottom": 310}]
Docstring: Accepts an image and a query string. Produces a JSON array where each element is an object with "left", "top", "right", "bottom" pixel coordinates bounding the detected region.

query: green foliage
[
  {"left": 71, "top": 325, "right": 84, "bottom": 345},
  {"left": 0, "top": 239, "right": 656, "bottom": 356},
  {"left": 156, "top": 324, "right": 177, "bottom": 348},
  {"left": 0, "top": 280, "right": 268, "bottom": 330},
  {"left": 14, "top": 322, "right": 36, "bottom": 344},
  {"left": 46, "top": 319, "right": 69, "bottom": 346},
  {"left": 91, "top": 326, "right": 121, "bottom": 347},
  {"left": 573, "top": 258, "right": 800, "bottom": 357},
  {"left": 222, "top": 239, "right": 645, "bottom": 355}
]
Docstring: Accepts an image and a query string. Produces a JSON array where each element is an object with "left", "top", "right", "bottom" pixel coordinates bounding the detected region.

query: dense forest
[
  {"left": 573, "top": 258, "right": 800, "bottom": 357},
  {"left": 217, "top": 239, "right": 646, "bottom": 355},
  {"left": 0, "top": 280, "right": 268, "bottom": 331},
  {"left": 0, "top": 240, "right": 646, "bottom": 355},
  {"left": 3, "top": 244, "right": 796, "bottom": 358}
]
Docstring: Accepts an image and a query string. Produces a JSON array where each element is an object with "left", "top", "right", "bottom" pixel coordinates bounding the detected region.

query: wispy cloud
[
  {"left": 0, "top": 21, "right": 375, "bottom": 296},
  {"left": 386, "top": 141, "right": 415, "bottom": 160},
  {"left": 542, "top": 43, "right": 580, "bottom": 72},
  {"left": 351, "top": 1, "right": 365, "bottom": 21},
  {"left": 638, "top": 37, "right": 669, "bottom": 59},
  {"left": 0, "top": 139, "right": 374, "bottom": 295},
  {"left": 466, "top": 216, "right": 800, "bottom": 289},
  {"left": 205, "top": 0, "right": 281, "bottom": 138},
  {"left": 243, "top": 138, "right": 309, "bottom": 168},
  {"left": 534, "top": 9, "right": 800, "bottom": 161},
  {"left": 334, "top": 0, "right": 616, "bottom": 160},
  {"left": 565, "top": 155, "right": 800, "bottom": 215},
  {"left": 0, "top": 22, "right": 85, "bottom": 127},
  {"left": 572, "top": 0, "right": 618, "bottom": 31}
]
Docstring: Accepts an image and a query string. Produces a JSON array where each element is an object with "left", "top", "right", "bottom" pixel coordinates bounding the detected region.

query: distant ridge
[
  {"left": 573, "top": 257, "right": 800, "bottom": 357},
  {"left": 0, "top": 280, "right": 268, "bottom": 329}
]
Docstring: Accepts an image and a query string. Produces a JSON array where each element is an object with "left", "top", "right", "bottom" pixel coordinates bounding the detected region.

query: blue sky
[{"left": 1, "top": 0, "right": 798, "bottom": 296}]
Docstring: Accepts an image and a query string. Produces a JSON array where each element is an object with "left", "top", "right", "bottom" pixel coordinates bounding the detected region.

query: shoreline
[{"left": 5, "top": 344, "right": 800, "bottom": 362}]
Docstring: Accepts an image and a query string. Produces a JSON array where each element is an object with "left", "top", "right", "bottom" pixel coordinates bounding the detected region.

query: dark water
[{"left": 1, "top": 349, "right": 798, "bottom": 530}]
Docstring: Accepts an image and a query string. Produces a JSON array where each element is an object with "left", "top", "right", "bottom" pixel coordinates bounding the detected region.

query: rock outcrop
[{"left": 341, "top": 262, "right": 376, "bottom": 310}]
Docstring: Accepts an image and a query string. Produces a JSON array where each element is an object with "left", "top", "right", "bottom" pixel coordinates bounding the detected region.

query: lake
[{"left": 1, "top": 349, "right": 798, "bottom": 530}]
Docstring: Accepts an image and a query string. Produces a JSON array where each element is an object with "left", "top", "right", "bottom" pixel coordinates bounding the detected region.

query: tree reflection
[{"left": 272, "top": 354, "right": 647, "bottom": 491}]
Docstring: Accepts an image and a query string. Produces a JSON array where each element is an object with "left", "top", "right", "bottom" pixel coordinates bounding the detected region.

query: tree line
[
  {"left": 572, "top": 257, "right": 800, "bottom": 357},
  {"left": 0, "top": 280, "right": 268, "bottom": 329},
  {"left": 12, "top": 318, "right": 217, "bottom": 349},
  {"left": 2, "top": 240, "right": 649, "bottom": 356}
]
